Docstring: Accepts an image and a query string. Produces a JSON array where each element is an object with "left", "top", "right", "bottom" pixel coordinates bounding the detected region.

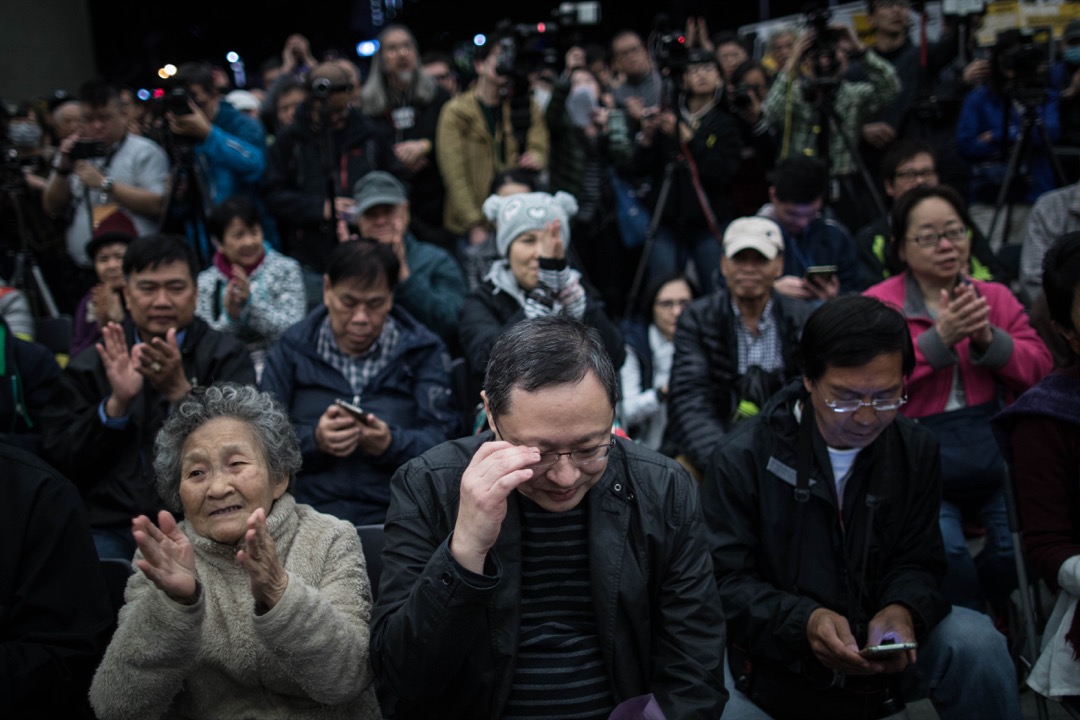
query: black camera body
[
  {"left": 997, "top": 27, "right": 1052, "bottom": 108},
  {"left": 805, "top": 7, "right": 844, "bottom": 82},
  {"left": 166, "top": 87, "right": 194, "bottom": 116},
  {"left": 730, "top": 84, "right": 755, "bottom": 111},
  {"left": 69, "top": 139, "right": 108, "bottom": 160}
]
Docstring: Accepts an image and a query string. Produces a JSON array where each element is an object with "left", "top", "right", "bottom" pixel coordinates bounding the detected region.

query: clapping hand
[
  {"left": 134, "top": 327, "right": 192, "bottom": 403},
  {"left": 224, "top": 266, "right": 250, "bottom": 320},
  {"left": 132, "top": 511, "right": 198, "bottom": 604},
  {"left": 936, "top": 282, "right": 992, "bottom": 348},
  {"left": 236, "top": 507, "right": 288, "bottom": 612}
]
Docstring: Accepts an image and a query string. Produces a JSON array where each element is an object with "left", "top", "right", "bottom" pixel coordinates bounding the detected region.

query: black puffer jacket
[
  {"left": 371, "top": 433, "right": 727, "bottom": 720},
  {"left": 665, "top": 289, "right": 807, "bottom": 472},
  {"left": 699, "top": 381, "right": 950, "bottom": 717}
]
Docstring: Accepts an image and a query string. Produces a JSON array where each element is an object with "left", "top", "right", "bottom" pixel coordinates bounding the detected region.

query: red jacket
[{"left": 864, "top": 273, "right": 1052, "bottom": 418}]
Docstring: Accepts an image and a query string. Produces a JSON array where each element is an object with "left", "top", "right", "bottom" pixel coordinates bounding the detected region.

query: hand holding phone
[
  {"left": 334, "top": 398, "right": 373, "bottom": 425},
  {"left": 861, "top": 640, "right": 917, "bottom": 658}
]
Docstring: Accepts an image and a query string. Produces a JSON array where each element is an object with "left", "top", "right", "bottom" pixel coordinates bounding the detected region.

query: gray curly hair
[{"left": 152, "top": 383, "right": 302, "bottom": 513}]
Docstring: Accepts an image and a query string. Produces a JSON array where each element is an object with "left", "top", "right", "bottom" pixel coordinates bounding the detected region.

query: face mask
[
  {"left": 1066, "top": 47, "right": 1080, "bottom": 65},
  {"left": 8, "top": 122, "right": 42, "bottom": 148},
  {"left": 567, "top": 85, "right": 599, "bottom": 128},
  {"left": 532, "top": 86, "right": 552, "bottom": 114}
]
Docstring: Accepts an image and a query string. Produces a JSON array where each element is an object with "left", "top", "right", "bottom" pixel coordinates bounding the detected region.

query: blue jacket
[
  {"left": 260, "top": 305, "right": 461, "bottom": 525},
  {"left": 757, "top": 204, "right": 866, "bottom": 293}
]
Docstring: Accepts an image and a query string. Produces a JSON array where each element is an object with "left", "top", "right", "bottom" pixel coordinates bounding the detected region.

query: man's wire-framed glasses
[
  {"left": 491, "top": 417, "right": 616, "bottom": 471},
  {"left": 817, "top": 386, "right": 908, "bottom": 413}
]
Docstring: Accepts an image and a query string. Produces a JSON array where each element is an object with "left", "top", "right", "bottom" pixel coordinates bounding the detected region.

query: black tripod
[
  {"left": 986, "top": 96, "right": 1066, "bottom": 247},
  {"left": 161, "top": 142, "right": 212, "bottom": 268},
  {"left": 1, "top": 163, "right": 59, "bottom": 318},
  {"left": 808, "top": 77, "right": 888, "bottom": 225}
]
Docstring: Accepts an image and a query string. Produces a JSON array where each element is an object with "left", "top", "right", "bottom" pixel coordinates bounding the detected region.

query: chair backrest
[
  {"left": 99, "top": 557, "right": 134, "bottom": 621},
  {"left": 33, "top": 314, "right": 73, "bottom": 366},
  {"left": 355, "top": 523, "right": 385, "bottom": 602}
]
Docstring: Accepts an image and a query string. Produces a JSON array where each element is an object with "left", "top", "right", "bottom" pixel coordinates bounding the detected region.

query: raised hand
[
  {"left": 97, "top": 321, "right": 142, "bottom": 417},
  {"left": 538, "top": 219, "right": 564, "bottom": 260},
  {"left": 225, "top": 266, "right": 250, "bottom": 320},
  {"left": 450, "top": 441, "right": 540, "bottom": 573},
  {"left": 236, "top": 507, "right": 289, "bottom": 611},
  {"left": 132, "top": 511, "right": 198, "bottom": 603}
]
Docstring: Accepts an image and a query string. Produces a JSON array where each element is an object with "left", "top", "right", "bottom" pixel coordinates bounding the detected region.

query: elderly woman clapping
[{"left": 89, "top": 383, "right": 381, "bottom": 720}]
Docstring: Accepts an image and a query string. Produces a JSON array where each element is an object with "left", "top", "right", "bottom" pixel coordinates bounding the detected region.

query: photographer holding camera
[
  {"left": 167, "top": 62, "right": 270, "bottom": 253},
  {"left": 43, "top": 81, "right": 168, "bottom": 298},
  {"left": 763, "top": 19, "right": 900, "bottom": 234}
]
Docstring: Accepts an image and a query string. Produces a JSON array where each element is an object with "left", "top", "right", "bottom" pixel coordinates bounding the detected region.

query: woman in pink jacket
[{"left": 864, "top": 184, "right": 1052, "bottom": 616}]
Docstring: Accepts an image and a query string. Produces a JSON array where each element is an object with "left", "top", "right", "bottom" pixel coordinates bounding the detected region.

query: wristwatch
[{"left": 100, "top": 176, "right": 114, "bottom": 195}]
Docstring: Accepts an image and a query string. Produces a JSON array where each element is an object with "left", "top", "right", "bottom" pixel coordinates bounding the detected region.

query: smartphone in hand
[
  {"left": 861, "top": 640, "right": 917, "bottom": 658},
  {"left": 334, "top": 398, "right": 374, "bottom": 425}
]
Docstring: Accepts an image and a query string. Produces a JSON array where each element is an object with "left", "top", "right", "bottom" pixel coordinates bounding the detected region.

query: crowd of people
[{"left": 4, "top": 2, "right": 1080, "bottom": 718}]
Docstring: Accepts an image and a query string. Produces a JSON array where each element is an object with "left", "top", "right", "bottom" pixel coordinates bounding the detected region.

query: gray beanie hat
[{"left": 482, "top": 191, "right": 579, "bottom": 258}]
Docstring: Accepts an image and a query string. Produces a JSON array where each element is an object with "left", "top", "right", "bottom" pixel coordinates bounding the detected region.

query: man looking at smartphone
[
  {"left": 700, "top": 295, "right": 1021, "bottom": 720},
  {"left": 261, "top": 239, "right": 460, "bottom": 525},
  {"left": 757, "top": 156, "right": 867, "bottom": 305}
]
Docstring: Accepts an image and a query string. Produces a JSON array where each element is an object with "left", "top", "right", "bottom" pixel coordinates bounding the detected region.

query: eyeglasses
[
  {"left": 908, "top": 226, "right": 967, "bottom": 248},
  {"left": 492, "top": 418, "right": 616, "bottom": 471},
  {"left": 893, "top": 168, "right": 937, "bottom": 182},
  {"left": 820, "top": 391, "right": 908, "bottom": 413},
  {"left": 655, "top": 298, "right": 691, "bottom": 310}
]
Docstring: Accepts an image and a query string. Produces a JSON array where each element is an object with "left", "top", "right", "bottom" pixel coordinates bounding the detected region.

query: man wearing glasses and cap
[
  {"left": 699, "top": 295, "right": 1021, "bottom": 720},
  {"left": 372, "top": 315, "right": 727, "bottom": 719}
]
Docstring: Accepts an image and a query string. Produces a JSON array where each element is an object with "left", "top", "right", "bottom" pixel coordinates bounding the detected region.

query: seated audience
[
  {"left": 195, "top": 196, "right": 305, "bottom": 380},
  {"left": 1020, "top": 178, "right": 1080, "bottom": 306},
  {"left": 854, "top": 139, "right": 1000, "bottom": 286},
  {"left": 618, "top": 273, "right": 694, "bottom": 452},
  {"left": 72, "top": 210, "right": 135, "bottom": 358},
  {"left": 42, "top": 235, "right": 255, "bottom": 560},
  {"left": 1, "top": 442, "right": 113, "bottom": 718},
  {"left": 345, "top": 171, "right": 467, "bottom": 349},
  {"left": 864, "top": 185, "right": 1052, "bottom": 613},
  {"left": 667, "top": 217, "right": 809, "bottom": 475},
  {"left": 702, "top": 294, "right": 1022, "bottom": 720},
  {"left": 260, "top": 240, "right": 459, "bottom": 525},
  {"left": 994, "top": 231, "right": 1080, "bottom": 700},
  {"left": 89, "top": 384, "right": 380, "bottom": 719},
  {"left": 372, "top": 316, "right": 727, "bottom": 719},
  {"left": 459, "top": 191, "right": 624, "bottom": 384}
]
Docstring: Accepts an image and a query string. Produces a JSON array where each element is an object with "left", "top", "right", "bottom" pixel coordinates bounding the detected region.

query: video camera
[
  {"left": 997, "top": 27, "right": 1052, "bottom": 108},
  {"left": 647, "top": 14, "right": 688, "bottom": 79}
]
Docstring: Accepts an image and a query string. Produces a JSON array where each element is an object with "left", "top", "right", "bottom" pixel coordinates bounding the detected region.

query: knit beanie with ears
[{"left": 482, "top": 191, "right": 579, "bottom": 258}]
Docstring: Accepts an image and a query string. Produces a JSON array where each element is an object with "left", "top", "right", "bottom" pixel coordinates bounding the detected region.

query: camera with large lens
[
  {"left": 69, "top": 139, "right": 108, "bottom": 160},
  {"left": 730, "top": 84, "right": 754, "bottom": 111},
  {"left": 804, "top": 7, "right": 843, "bottom": 83}
]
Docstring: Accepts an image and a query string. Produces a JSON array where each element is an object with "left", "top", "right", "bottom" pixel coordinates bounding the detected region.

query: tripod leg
[
  {"left": 987, "top": 118, "right": 1031, "bottom": 248},
  {"left": 827, "top": 107, "right": 887, "bottom": 220},
  {"left": 626, "top": 162, "right": 677, "bottom": 313}
]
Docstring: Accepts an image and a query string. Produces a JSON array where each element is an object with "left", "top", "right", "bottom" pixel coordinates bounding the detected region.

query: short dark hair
[
  {"left": 484, "top": 316, "right": 618, "bottom": 419},
  {"left": 421, "top": 51, "right": 454, "bottom": 68},
  {"left": 208, "top": 196, "right": 259, "bottom": 242},
  {"left": 771, "top": 156, "right": 827, "bottom": 204},
  {"left": 489, "top": 168, "right": 538, "bottom": 194},
  {"left": 881, "top": 138, "right": 935, "bottom": 181},
  {"left": 731, "top": 60, "right": 767, "bottom": 86},
  {"left": 177, "top": 61, "right": 217, "bottom": 94},
  {"left": 325, "top": 239, "right": 400, "bottom": 293},
  {"left": 1042, "top": 231, "right": 1080, "bottom": 333},
  {"left": 800, "top": 295, "right": 915, "bottom": 382},
  {"left": 79, "top": 80, "right": 120, "bottom": 109},
  {"left": 888, "top": 184, "right": 973, "bottom": 269},
  {"left": 713, "top": 31, "right": 748, "bottom": 52},
  {"left": 123, "top": 234, "right": 198, "bottom": 282}
]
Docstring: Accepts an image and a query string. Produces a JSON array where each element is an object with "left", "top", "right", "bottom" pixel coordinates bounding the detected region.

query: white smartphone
[{"left": 861, "top": 641, "right": 917, "bottom": 658}]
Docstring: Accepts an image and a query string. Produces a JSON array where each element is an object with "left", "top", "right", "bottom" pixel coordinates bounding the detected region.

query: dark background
[{"left": 88, "top": 0, "right": 815, "bottom": 89}]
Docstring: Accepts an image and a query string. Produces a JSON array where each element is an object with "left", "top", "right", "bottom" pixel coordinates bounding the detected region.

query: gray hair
[
  {"left": 152, "top": 383, "right": 302, "bottom": 512},
  {"left": 360, "top": 24, "right": 437, "bottom": 117},
  {"left": 484, "top": 316, "right": 618, "bottom": 420}
]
